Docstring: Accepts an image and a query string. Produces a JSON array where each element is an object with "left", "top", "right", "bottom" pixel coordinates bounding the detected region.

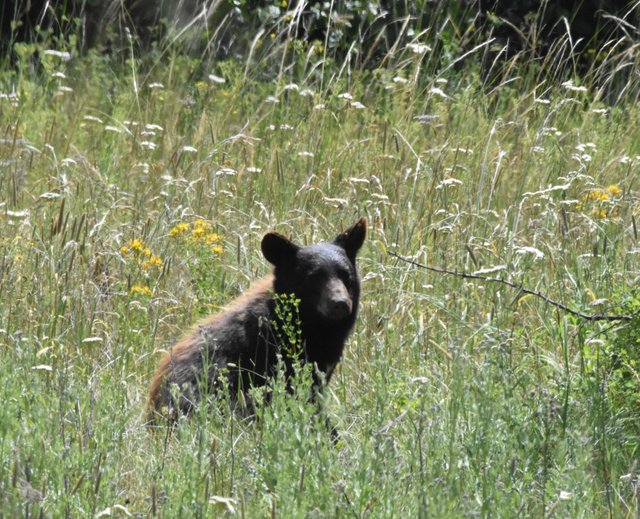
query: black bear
[{"left": 148, "top": 218, "right": 366, "bottom": 424}]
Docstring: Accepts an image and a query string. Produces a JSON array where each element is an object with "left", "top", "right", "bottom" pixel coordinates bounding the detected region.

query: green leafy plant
[
  {"left": 606, "top": 295, "right": 640, "bottom": 437},
  {"left": 272, "top": 292, "right": 302, "bottom": 357}
]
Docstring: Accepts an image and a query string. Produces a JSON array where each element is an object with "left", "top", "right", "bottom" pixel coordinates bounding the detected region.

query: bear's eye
[
  {"left": 336, "top": 268, "right": 351, "bottom": 283},
  {"left": 304, "top": 270, "right": 324, "bottom": 283}
]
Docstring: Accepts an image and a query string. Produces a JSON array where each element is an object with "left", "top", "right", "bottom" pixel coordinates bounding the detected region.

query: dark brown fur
[{"left": 147, "top": 219, "right": 366, "bottom": 424}]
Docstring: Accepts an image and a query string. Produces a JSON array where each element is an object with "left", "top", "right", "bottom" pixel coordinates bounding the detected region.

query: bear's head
[{"left": 261, "top": 219, "right": 367, "bottom": 327}]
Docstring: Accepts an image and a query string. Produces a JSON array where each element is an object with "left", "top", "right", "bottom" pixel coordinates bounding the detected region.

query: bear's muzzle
[{"left": 318, "top": 278, "right": 353, "bottom": 320}]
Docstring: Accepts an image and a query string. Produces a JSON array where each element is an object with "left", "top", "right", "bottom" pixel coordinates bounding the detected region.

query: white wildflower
[
  {"left": 246, "top": 167, "right": 262, "bottom": 173},
  {"left": 208, "top": 74, "right": 226, "bottom": 84},
  {"left": 104, "top": 126, "right": 122, "bottom": 133},
  {"left": 299, "top": 89, "right": 314, "bottom": 97},
  {"left": 148, "top": 82, "right": 164, "bottom": 89},
  {"left": 535, "top": 98, "right": 550, "bottom": 105},
  {"left": 279, "top": 124, "right": 294, "bottom": 130},
  {"left": 58, "top": 86, "right": 73, "bottom": 93},
  {"left": 572, "top": 153, "right": 592, "bottom": 163},
  {"left": 429, "top": 87, "right": 449, "bottom": 99},
  {"left": 514, "top": 246, "right": 544, "bottom": 260},
  {"left": 83, "top": 115, "right": 103, "bottom": 123},
  {"left": 6, "top": 209, "right": 29, "bottom": 218},
  {"left": 181, "top": 145, "right": 198, "bottom": 153},
  {"left": 313, "top": 103, "right": 326, "bottom": 110},
  {"left": 43, "top": 49, "right": 71, "bottom": 61},
  {"left": 146, "top": 124, "right": 163, "bottom": 131},
  {"left": 283, "top": 83, "right": 299, "bottom": 91},
  {"left": 436, "top": 178, "right": 463, "bottom": 189},
  {"left": 337, "top": 92, "right": 353, "bottom": 100},
  {"left": 393, "top": 76, "right": 409, "bottom": 84},
  {"left": 209, "top": 496, "right": 237, "bottom": 515},
  {"left": 414, "top": 115, "right": 439, "bottom": 126},
  {"left": 576, "top": 142, "right": 596, "bottom": 152},
  {"left": 0, "top": 92, "right": 19, "bottom": 105},
  {"left": 298, "top": 151, "right": 314, "bottom": 158},
  {"left": 139, "top": 141, "right": 156, "bottom": 150},
  {"left": 323, "top": 197, "right": 349, "bottom": 207},
  {"left": 52, "top": 71, "right": 66, "bottom": 79},
  {"left": 351, "top": 101, "right": 366, "bottom": 110},
  {"left": 82, "top": 337, "right": 103, "bottom": 343},
  {"left": 39, "top": 192, "right": 61, "bottom": 200},
  {"left": 562, "top": 80, "right": 587, "bottom": 92},
  {"left": 265, "top": 95, "right": 279, "bottom": 104},
  {"left": 407, "top": 43, "right": 431, "bottom": 54}
]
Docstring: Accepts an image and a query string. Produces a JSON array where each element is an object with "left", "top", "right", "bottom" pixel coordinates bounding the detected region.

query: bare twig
[{"left": 389, "top": 251, "right": 634, "bottom": 322}]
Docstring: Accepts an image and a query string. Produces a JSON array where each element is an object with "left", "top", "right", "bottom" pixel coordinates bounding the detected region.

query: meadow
[{"left": 1, "top": 10, "right": 640, "bottom": 517}]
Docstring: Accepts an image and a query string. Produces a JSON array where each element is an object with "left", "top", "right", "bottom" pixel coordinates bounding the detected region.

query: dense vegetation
[{"left": 1, "top": 1, "right": 639, "bottom": 517}]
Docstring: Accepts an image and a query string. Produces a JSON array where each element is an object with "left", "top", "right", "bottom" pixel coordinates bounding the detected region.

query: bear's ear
[
  {"left": 333, "top": 218, "right": 367, "bottom": 262},
  {"left": 261, "top": 232, "right": 299, "bottom": 267}
]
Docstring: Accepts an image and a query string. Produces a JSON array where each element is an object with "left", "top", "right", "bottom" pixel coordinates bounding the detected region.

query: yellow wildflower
[
  {"left": 211, "top": 245, "right": 224, "bottom": 255},
  {"left": 130, "top": 284, "right": 152, "bottom": 297},
  {"left": 590, "top": 208, "right": 620, "bottom": 220},
  {"left": 607, "top": 184, "right": 622, "bottom": 197},
  {"left": 195, "top": 81, "right": 208, "bottom": 92},
  {"left": 169, "top": 222, "right": 189, "bottom": 237},
  {"left": 192, "top": 219, "right": 213, "bottom": 240},
  {"left": 129, "top": 239, "right": 144, "bottom": 253},
  {"left": 142, "top": 247, "right": 152, "bottom": 258},
  {"left": 587, "top": 189, "right": 609, "bottom": 202},
  {"left": 205, "top": 233, "right": 222, "bottom": 246},
  {"left": 141, "top": 255, "right": 163, "bottom": 270},
  {"left": 120, "top": 245, "right": 130, "bottom": 255}
]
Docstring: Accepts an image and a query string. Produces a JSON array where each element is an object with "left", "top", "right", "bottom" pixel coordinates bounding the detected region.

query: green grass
[{"left": 1, "top": 25, "right": 640, "bottom": 518}]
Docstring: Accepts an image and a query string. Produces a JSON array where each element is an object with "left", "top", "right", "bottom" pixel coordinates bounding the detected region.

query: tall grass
[{"left": 1, "top": 4, "right": 639, "bottom": 517}]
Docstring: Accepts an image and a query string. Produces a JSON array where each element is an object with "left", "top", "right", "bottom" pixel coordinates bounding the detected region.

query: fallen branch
[{"left": 389, "top": 251, "right": 634, "bottom": 322}]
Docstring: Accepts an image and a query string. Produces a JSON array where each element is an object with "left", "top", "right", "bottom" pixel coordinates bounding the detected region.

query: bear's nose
[
  {"left": 329, "top": 298, "right": 351, "bottom": 319},
  {"left": 320, "top": 279, "right": 353, "bottom": 320}
]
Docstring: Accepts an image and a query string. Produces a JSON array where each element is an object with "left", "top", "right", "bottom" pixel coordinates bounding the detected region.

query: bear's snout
[{"left": 319, "top": 279, "right": 353, "bottom": 320}]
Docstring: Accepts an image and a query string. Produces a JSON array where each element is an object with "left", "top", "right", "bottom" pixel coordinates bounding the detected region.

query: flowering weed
[
  {"left": 168, "top": 219, "right": 224, "bottom": 311},
  {"left": 2, "top": 12, "right": 640, "bottom": 518}
]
